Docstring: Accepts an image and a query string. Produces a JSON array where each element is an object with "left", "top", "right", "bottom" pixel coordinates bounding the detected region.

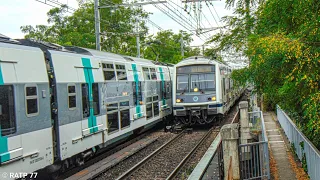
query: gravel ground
[
  {"left": 95, "top": 130, "right": 175, "bottom": 180},
  {"left": 173, "top": 130, "right": 219, "bottom": 180},
  {"left": 94, "top": 91, "right": 249, "bottom": 180},
  {"left": 173, "top": 91, "right": 250, "bottom": 179},
  {"left": 126, "top": 131, "right": 207, "bottom": 180}
]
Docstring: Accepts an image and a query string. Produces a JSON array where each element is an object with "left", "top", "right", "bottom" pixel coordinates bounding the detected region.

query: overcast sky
[{"left": 1, "top": 0, "right": 233, "bottom": 46}]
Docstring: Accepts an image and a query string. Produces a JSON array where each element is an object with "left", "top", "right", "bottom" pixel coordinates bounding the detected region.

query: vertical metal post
[
  {"left": 94, "top": 0, "right": 101, "bottom": 51},
  {"left": 136, "top": 34, "right": 140, "bottom": 58},
  {"left": 180, "top": 36, "right": 184, "bottom": 57}
]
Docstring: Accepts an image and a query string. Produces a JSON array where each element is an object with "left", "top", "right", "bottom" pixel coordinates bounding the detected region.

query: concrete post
[
  {"left": 239, "top": 101, "right": 250, "bottom": 145},
  {"left": 221, "top": 124, "right": 240, "bottom": 180}
]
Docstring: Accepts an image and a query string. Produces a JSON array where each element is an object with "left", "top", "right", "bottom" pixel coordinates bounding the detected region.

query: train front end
[{"left": 173, "top": 57, "right": 223, "bottom": 125}]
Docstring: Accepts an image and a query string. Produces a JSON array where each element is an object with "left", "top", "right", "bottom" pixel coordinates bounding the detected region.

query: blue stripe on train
[{"left": 209, "top": 103, "right": 223, "bottom": 108}]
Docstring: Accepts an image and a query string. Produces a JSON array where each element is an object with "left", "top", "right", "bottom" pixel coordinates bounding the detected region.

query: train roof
[
  {"left": 0, "top": 34, "right": 174, "bottom": 67},
  {"left": 176, "top": 56, "right": 225, "bottom": 67}
]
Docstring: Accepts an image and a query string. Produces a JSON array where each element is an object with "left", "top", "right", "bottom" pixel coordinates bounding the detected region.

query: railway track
[
  {"left": 115, "top": 127, "right": 219, "bottom": 180},
  {"left": 65, "top": 92, "right": 248, "bottom": 180},
  {"left": 60, "top": 125, "right": 172, "bottom": 180}
]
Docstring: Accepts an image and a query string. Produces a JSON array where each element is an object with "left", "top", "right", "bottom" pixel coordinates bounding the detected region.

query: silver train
[
  {"left": 0, "top": 35, "right": 173, "bottom": 178},
  {"left": 172, "top": 56, "right": 244, "bottom": 125}
]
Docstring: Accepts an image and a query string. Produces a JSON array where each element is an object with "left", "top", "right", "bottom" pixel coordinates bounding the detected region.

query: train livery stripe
[
  {"left": 0, "top": 127, "right": 10, "bottom": 163},
  {"left": 131, "top": 64, "right": 142, "bottom": 118},
  {"left": 0, "top": 63, "right": 4, "bottom": 85},
  {"left": 0, "top": 63, "right": 9, "bottom": 163},
  {"left": 159, "top": 67, "right": 166, "bottom": 107},
  {"left": 82, "top": 58, "right": 98, "bottom": 133}
]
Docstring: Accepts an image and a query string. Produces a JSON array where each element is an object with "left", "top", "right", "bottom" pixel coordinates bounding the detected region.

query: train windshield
[
  {"left": 191, "top": 74, "right": 215, "bottom": 91},
  {"left": 177, "top": 75, "right": 189, "bottom": 93}
]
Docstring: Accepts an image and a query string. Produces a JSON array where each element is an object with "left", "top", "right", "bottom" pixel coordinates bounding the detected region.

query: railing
[
  {"left": 277, "top": 105, "right": 320, "bottom": 180},
  {"left": 239, "top": 111, "right": 270, "bottom": 180}
]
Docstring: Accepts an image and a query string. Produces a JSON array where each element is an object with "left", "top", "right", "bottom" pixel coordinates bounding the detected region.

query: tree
[
  {"left": 142, "top": 30, "right": 200, "bottom": 64},
  {"left": 21, "top": 1, "right": 149, "bottom": 55}
]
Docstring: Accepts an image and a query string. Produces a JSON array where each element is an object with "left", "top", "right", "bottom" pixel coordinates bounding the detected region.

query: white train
[
  {"left": 0, "top": 35, "right": 173, "bottom": 179},
  {"left": 172, "top": 56, "right": 244, "bottom": 125}
]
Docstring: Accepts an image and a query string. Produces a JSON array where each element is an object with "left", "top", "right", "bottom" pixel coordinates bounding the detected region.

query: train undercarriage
[{"left": 175, "top": 108, "right": 223, "bottom": 125}]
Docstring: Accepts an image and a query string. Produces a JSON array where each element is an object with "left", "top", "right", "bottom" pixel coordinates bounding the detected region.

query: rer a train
[
  {"left": 0, "top": 34, "right": 173, "bottom": 178},
  {"left": 172, "top": 56, "right": 244, "bottom": 125}
]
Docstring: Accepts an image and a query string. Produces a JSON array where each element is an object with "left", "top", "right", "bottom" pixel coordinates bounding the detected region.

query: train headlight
[
  {"left": 194, "top": 87, "right": 199, "bottom": 92},
  {"left": 211, "top": 96, "right": 216, "bottom": 101},
  {"left": 176, "top": 99, "right": 183, "bottom": 103}
]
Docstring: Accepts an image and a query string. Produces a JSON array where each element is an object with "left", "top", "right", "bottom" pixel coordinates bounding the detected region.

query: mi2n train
[
  {"left": 0, "top": 35, "right": 173, "bottom": 178},
  {"left": 173, "top": 56, "right": 244, "bottom": 125}
]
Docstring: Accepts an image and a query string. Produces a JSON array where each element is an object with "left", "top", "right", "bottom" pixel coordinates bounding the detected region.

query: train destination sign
[{"left": 177, "top": 65, "right": 215, "bottom": 73}]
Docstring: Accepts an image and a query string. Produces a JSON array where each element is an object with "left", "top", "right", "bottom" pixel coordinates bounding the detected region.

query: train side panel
[{"left": 0, "top": 43, "right": 53, "bottom": 176}]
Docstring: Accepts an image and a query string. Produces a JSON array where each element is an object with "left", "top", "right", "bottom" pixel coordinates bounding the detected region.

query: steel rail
[
  {"left": 116, "top": 130, "right": 186, "bottom": 180},
  {"left": 166, "top": 126, "right": 217, "bottom": 180}
]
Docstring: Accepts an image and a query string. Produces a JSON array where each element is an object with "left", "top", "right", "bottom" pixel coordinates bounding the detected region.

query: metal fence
[
  {"left": 277, "top": 105, "right": 320, "bottom": 180},
  {"left": 239, "top": 111, "right": 270, "bottom": 179}
]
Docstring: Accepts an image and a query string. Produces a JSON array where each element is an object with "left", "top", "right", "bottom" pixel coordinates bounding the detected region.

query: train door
[{"left": 81, "top": 58, "right": 100, "bottom": 136}]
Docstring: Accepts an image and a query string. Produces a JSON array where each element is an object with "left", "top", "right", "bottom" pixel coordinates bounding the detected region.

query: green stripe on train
[
  {"left": 132, "top": 64, "right": 142, "bottom": 118},
  {"left": 82, "top": 58, "right": 98, "bottom": 133}
]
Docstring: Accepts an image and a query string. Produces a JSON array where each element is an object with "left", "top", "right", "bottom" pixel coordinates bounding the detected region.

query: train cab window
[
  {"left": 132, "top": 82, "right": 142, "bottom": 106},
  {"left": 191, "top": 74, "right": 215, "bottom": 91},
  {"left": 150, "top": 68, "right": 157, "bottom": 80},
  {"left": 177, "top": 75, "right": 189, "bottom": 93},
  {"left": 68, "top": 85, "right": 76, "bottom": 109},
  {"left": 107, "top": 103, "right": 119, "bottom": 133},
  {"left": 25, "top": 86, "right": 38, "bottom": 115},
  {"left": 116, "top": 64, "right": 127, "bottom": 80},
  {"left": 102, "top": 63, "right": 116, "bottom": 81},
  {"left": 142, "top": 67, "right": 151, "bottom": 80},
  {"left": 0, "top": 85, "right": 16, "bottom": 136},
  {"left": 81, "top": 84, "right": 90, "bottom": 118},
  {"left": 120, "top": 101, "right": 130, "bottom": 129},
  {"left": 92, "top": 83, "right": 100, "bottom": 115}
]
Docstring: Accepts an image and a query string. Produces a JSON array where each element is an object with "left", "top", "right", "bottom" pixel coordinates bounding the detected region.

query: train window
[
  {"left": 116, "top": 64, "right": 127, "bottom": 80},
  {"left": 146, "top": 97, "right": 152, "bottom": 103},
  {"left": 160, "top": 81, "right": 167, "bottom": 99},
  {"left": 132, "top": 82, "right": 142, "bottom": 106},
  {"left": 81, "top": 84, "right": 90, "bottom": 118},
  {"left": 68, "top": 85, "right": 76, "bottom": 109},
  {"left": 142, "top": 67, "right": 151, "bottom": 80},
  {"left": 107, "top": 112, "right": 119, "bottom": 133},
  {"left": 146, "top": 104, "right": 152, "bottom": 119},
  {"left": 120, "top": 109, "right": 130, "bottom": 129},
  {"left": 92, "top": 83, "right": 100, "bottom": 115},
  {"left": 177, "top": 75, "right": 189, "bottom": 93},
  {"left": 153, "top": 95, "right": 159, "bottom": 101},
  {"left": 102, "top": 63, "right": 116, "bottom": 81},
  {"left": 166, "top": 82, "right": 172, "bottom": 99},
  {"left": 107, "top": 103, "right": 118, "bottom": 112},
  {"left": 0, "top": 85, "right": 16, "bottom": 136},
  {"left": 25, "top": 86, "right": 38, "bottom": 115},
  {"left": 191, "top": 74, "right": 215, "bottom": 91},
  {"left": 120, "top": 101, "right": 129, "bottom": 107},
  {"left": 153, "top": 102, "right": 159, "bottom": 116},
  {"left": 150, "top": 68, "right": 157, "bottom": 80}
]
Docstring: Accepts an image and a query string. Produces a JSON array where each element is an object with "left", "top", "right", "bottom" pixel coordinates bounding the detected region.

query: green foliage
[
  {"left": 21, "top": 3, "right": 198, "bottom": 64},
  {"left": 142, "top": 30, "right": 200, "bottom": 63},
  {"left": 21, "top": 1, "right": 149, "bottom": 55},
  {"left": 216, "top": 0, "right": 320, "bottom": 149}
]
